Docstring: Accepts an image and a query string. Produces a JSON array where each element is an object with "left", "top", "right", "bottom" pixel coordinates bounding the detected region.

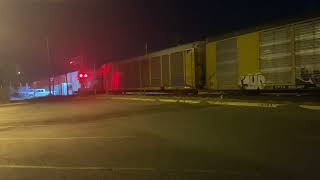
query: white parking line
[{"left": 0, "top": 136, "right": 136, "bottom": 141}]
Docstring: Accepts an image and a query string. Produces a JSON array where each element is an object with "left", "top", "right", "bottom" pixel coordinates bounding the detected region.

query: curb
[
  {"left": 207, "top": 101, "right": 282, "bottom": 108},
  {"left": 4, "top": 96, "right": 320, "bottom": 111},
  {"left": 110, "top": 97, "right": 283, "bottom": 108}
]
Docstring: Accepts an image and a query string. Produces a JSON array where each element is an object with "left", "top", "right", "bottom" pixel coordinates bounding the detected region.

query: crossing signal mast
[
  {"left": 78, "top": 72, "right": 89, "bottom": 88},
  {"left": 67, "top": 56, "right": 88, "bottom": 88},
  {"left": 68, "top": 56, "right": 96, "bottom": 95}
]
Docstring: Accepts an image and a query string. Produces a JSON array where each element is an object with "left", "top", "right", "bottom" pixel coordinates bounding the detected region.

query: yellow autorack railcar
[{"left": 206, "top": 17, "right": 320, "bottom": 91}]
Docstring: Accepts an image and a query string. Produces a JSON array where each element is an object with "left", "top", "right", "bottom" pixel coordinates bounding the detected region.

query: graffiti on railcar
[
  {"left": 296, "top": 65, "right": 320, "bottom": 87},
  {"left": 239, "top": 73, "right": 266, "bottom": 90},
  {"left": 207, "top": 72, "right": 216, "bottom": 89}
]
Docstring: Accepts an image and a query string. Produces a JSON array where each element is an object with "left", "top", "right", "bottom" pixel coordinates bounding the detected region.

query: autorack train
[{"left": 32, "top": 17, "right": 320, "bottom": 95}]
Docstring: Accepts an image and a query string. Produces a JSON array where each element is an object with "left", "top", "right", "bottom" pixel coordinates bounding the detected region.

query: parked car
[{"left": 34, "top": 89, "right": 50, "bottom": 97}]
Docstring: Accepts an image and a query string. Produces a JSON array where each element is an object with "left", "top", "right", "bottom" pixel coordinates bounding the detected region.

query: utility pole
[
  {"left": 46, "top": 37, "right": 53, "bottom": 95},
  {"left": 93, "top": 63, "right": 97, "bottom": 95},
  {"left": 65, "top": 73, "right": 69, "bottom": 96},
  {"left": 145, "top": 42, "right": 148, "bottom": 55}
]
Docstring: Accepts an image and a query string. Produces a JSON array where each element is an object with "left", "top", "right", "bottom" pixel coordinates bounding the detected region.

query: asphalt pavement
[{"left": 0, "top": 97, "right": 319, "bottom": 179}]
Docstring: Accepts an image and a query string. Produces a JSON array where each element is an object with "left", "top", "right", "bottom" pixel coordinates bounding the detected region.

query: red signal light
[{"left": 78, "top": 73, "right": 88, "bottom": 79}]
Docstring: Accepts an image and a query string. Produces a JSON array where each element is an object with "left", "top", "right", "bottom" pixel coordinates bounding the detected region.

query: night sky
[{"left": 0, "top": 0, "right": 320, "bottom": 80}]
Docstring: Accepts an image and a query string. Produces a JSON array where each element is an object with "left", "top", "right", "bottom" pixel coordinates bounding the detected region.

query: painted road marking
[
  {"left": 299, "top": 105, "right": 320, "bottom": 111},
  {"left": 0, "top": 102, "right": 28, "bottom": 108},
  {"left": 179, "top": 100, "right": 201, "bottom": 104},
  {"left": 0, "top": 136, "right": 136, "bottom": 141},
  {"left": 158, "top": 99, "right": 178, "bottom": 103},
  {"left": 0, "top": 165, "right": 254, "bottom": 176},
  {"left": 0, "top": 165, "right": 117, "bottom": 171},
  {"left": 0, "top": 165, "right": 158, "bottom": 171},
  {"left": 111, "top": 97, "right": 155, "bottom": 102},
  {"left": 0, "top": 165, "right": 261, "bottom": 177},
  {"left": 299, "top": 135, "right": 320, "bottom": 141},
  {"left": 0, "top": 124, "right": 48, "bottom": 129}
]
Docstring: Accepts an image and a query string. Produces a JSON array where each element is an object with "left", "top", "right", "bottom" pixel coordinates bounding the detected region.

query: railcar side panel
[
  {"left": 216, "top": 38, "right": 238, "bottom": 90},
  {"left": 150, "top": 56, "right": 162, "bottom": 87},
  {"left": 170, "top": 52, "right": 184, "bottom": 87},
  {"left": 294, "top": 19, "right": 320, "bottom": 87},
  {"left": 184, "top": 49, "right": 195, "bottom": 87},
  {"left": 237, "top": 33, "right": 262, "bottom": 90},
  {"left": 161, "top": 55, "right": 170, "bottom": 87},
  {"left": 205, "top": 42, "right": 217, "bottom": 90},
  {"left": 259, "top": 26, "right": 294, "bottom": 86},
  {"left": 141, "top": 58, "right": 150, "bottom": 88},
  {"left": 125, "top": 61, "right": 140, "bottom": 89}
]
